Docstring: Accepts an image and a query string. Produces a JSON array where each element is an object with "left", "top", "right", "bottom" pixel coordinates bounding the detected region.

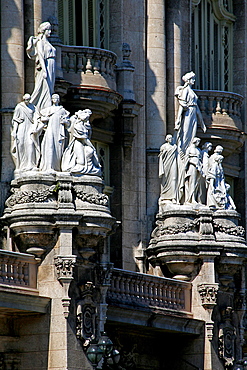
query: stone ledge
[
  {"left": 0, "top": 291, "right": 50, "bottom": 314},
  {"left": 106, "top": 306, "right": 203, "bottom": 336}
]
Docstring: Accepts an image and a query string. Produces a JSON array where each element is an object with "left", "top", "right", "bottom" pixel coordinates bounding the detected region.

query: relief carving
[
  {"left": 213, "top": 220, "right": 245, "bottom": 238},
  {"left": 6, "top": 185, "right": 56, "bottom": 207},
  {"left": 198, "top": 283, "right": 219, "bottom": 309},
  {"left": 218, "top": 307, "right": 236, "bottom": 368},
  {"left": 74, "top": 186, "right": 108, "bottom": 205}
]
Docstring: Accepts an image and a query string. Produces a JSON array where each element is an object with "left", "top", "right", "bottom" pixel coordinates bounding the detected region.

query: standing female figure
[
  {"left": 184, "top": 137, "right": 203, "bottom": 204},
  {"left": 27, "top": 21, "right": 56, "bottom": 111},
  {"left": 11, "top": 94, "right": 41, "bottom": 174},
  {"left": 175, "top": 71, "right": 206, "bottom": 155},
  {"left": 159, "top": 134, "right": 178, "bottom": 203},
  {"left": 39, "top": 94, "right": 70, "bottom": 173}
]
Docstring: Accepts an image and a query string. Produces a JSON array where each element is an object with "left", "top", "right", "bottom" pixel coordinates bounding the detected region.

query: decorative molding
[
  {"left": 58, "top": 182, "right": 73, "bottom": 203},
  {"left": 211, "top": 0, "right": 236, "bottom": 22},
  {"left": 192, "top": 0, "right": 236, "bottom": 22},
  {"left": 213, "top": 220, "right": 245, "bottom": 237},
  {"left": 74, "top": 186, "right": 108, "bottom": 206},
  {"left": 152, "top": 220, "right": 197, "bottom": 237},
  {"left": 5, "top": 185, "right": 56, "bottom": 207}
]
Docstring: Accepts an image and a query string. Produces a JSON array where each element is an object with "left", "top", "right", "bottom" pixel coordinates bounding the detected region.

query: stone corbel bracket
[
  {"left": 198, "top": 283, "right": 219, "bottom": 341},
  {"left": 54, "top": 255, "right": 77, "bottom": 318}
]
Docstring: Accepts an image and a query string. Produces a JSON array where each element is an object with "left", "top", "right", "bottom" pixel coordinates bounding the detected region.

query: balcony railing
[
  {"left": 0, "top": 250, "right": 38, "bottom": 291},
  {"left": 107, "top": 268, "right": 192, "bottom": 313},
  {"left": 195, "top": 89, "right": 244, "bottom": 131},
  {"left": 60, "top": 45, "right": 117, "bottom": 91}
]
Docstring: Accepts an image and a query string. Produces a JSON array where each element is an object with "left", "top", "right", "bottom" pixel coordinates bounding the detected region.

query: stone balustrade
[
  {"left": 107, "top": 268, "right": 192, "bottom": 313},
  {"left": 60, "top": 45, "right": 117, "bottom": 91},
  {"left": 0, "top": 250, "right": 38, "bottom": 290},
  {"left": 195, "top": 89, "right": 243, "bottom": 131}
]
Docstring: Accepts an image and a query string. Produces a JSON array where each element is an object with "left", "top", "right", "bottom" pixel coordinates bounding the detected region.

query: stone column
[
  {"left": 1, "top": 0, "right": 25, "bottom": 107},
  {"left": 166, "top": 0, "right": 190, "bottom": 133}
]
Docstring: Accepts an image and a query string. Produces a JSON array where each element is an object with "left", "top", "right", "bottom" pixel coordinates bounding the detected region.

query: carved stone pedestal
[
  {"left": 2, "top": 173, "right": 115, "bottom": 258},
  {"left": 147, "top": 206, "right": 246, "bottom": 281}
]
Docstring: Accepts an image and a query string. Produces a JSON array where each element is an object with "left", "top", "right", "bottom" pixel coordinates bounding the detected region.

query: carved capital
[{"left": 198, "top": 283, "right": 219, "bottom": 309}]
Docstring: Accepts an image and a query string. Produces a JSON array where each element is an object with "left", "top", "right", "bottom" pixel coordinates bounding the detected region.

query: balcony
[
  {"left": 106, "top": 269, "right": 204, "bottom": 336},
  {"left": 195, "top": 89, "right": 245, "bottom": 159},
  {"left": 0, "top": 250, "right": 49, "bottom": 314},
  {"left": 55, "top": 45, "right": 122, "bottom": 119}
]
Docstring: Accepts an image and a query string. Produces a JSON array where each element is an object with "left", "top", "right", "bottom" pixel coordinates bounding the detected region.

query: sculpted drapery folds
[
  {"left": 174, "top": 72, "right": 206, "bottom": 202},
  {"left": 11, "top": 94, "right": 42, "bottom": 173},
  {"left": 61, "top": 109, "right": 102, "bottom": 176},
  {"left": 174, "top": 71, "right": 206, "bottom": 155},
  {"left": 184, "top": 137, "right": 203, "bottom": 204},
  {"left": 26, "top": 22, "right": 56, "bottom": 111},
  {"left": 159, "top": 134, "right": 178, "bottom": 203},
  {"left": 39, "top": 94, "right": 70, "bottom": 173}
]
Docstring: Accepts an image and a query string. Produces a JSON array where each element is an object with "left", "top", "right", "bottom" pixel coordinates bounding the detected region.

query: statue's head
[
  {"left": 214, "top": 145, "right": 223, "bottom": 154},
  {"left": 38, "top": 22, "right": 51, "bottom": 35},
  {"left": 202, "top": 142, "right": 213, "bottom": 151},
  {"left": 165, "top": 134, "right": 173, "bottom": 143},
  {"left": 76, "top": 109, "right": 92, "bottom": 121},
  {"left": 192, "top": 137, "right": 200, "bottom": 146},
  {"left": 23, "top": 93, "right": 31, "bottom": 104},
  {"left": 182, "top": 71, "right": 196, "bottom": 84},
  {"left": 51, "top": 94, "right": 60, "bottom": 103}
]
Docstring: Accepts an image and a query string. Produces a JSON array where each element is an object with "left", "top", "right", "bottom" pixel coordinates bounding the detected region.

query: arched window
[
  {"left": 192, "top": 0, "right": 235, "bottom": 91},
  {"left": 58, "top": 0, "right": 109, "bottom": 49}
]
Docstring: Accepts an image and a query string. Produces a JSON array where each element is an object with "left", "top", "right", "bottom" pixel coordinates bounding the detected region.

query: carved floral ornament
[
  {"left": 54, "top": 255, "right": 76, "bottom": 281},
  {"left": 198, "top": 283, "right": 219, "bottom": 308},
  {"left": 192, "top": 0, "right": 236, "bottom": 22},
  {"left": 5, "top": 183, "right": 109, "bottom": 207}
]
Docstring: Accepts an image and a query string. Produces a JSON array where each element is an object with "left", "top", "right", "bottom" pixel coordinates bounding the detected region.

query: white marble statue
[
  {"left": 159, "top": 134, "right": 178, "bottom": 203},
  {"left": 26, "top": 21, "right": 56, "bottom": 111},
  {"left": 199, "top": 142, "right": 213, "bottom": 204},
  {"left": 184, "top": 137, "right": 203, "bottom": 204},
  {"left": 174, "top": 72, "right": 206, "bottom": 203},
  {"left": 39, "top": 94, "right": 70, "bottom": 173},
  {"left": 206, "top": 153, "right": 227, "bottom": 209},
  {"left": 225, "top": 183, "right": 236, "bottom": 210},
  {"left": 11, "top": 94, "right": 41, "bottom": 173},
  {"left": 174, "top": 71, "right": 206, "bottom": 155},
  {"left": 61, "top": 109, "right": 102, "bottom": 176}
]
